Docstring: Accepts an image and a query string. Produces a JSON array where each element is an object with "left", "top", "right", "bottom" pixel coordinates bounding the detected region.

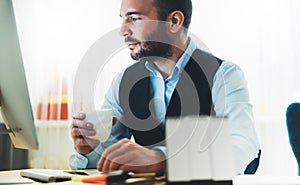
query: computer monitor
[{"left": 0, "top": 0, "right": 39, "bottom": 150}]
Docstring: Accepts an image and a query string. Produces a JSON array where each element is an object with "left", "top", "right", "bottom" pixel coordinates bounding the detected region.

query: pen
[
  {"left": 71, "top": 170, "right": 156, "bottom": 183},
  {"left": 107, "top": 171, "right": 155, "bottom": 182}
]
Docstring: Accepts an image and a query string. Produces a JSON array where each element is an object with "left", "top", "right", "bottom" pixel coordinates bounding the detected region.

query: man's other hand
[{"left": 98, "top": 138, "right": 165, "bottom": 174}]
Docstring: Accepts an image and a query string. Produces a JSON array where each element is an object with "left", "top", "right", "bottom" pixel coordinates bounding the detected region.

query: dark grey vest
[{"left": 119, "top": 49, "right": 223, "bottom": 147}]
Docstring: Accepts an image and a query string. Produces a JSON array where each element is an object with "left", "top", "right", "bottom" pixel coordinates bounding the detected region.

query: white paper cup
[{"left": 84, "top": 109, "right": 112, "bottom": 142}]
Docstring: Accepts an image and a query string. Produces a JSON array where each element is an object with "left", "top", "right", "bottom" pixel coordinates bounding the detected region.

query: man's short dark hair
[{"left": 152, "top": 0, "right": 193, "bottom": 29}]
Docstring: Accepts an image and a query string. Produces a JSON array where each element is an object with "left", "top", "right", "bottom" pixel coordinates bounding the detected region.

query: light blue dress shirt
[{"left": 69, "top": 40, "right": 260, "bottom": 175}]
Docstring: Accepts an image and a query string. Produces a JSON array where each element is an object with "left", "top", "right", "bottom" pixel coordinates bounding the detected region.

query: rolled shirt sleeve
[{"left": 212, "top": 61, "right": 260, "bottom": 174}]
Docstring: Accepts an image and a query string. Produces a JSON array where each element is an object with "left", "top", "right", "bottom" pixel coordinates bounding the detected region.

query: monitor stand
[
  {"left": 0, "top": 101, "right": 14, "bottom": 169},
  {"left": 0, "top": 123, "right": 14, "bottom": 169},
  {"left": 0, "top": 101, "right": 28, "bottom": 170},
  {"left": 0, "top": 122, "right": 29, "bottom": 170}
]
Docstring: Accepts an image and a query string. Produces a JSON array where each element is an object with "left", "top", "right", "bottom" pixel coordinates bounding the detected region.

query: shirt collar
[
  {"left": 145, "top": 38, "right": 197, "bottom": 79},
  {"left": 174, "top": 38, "right": 197, "bottom": 77}
]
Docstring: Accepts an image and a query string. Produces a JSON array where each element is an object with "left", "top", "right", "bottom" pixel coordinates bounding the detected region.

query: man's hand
[
  {"left": 98, "top": 138, "right": 165, "bottom": 174},
  {"left": 70, "top": 112, "right": 100, "bottom": 155}
]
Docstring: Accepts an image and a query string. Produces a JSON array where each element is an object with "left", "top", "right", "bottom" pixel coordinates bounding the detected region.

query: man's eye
[{"left": 129, "top": 17, "right": 140, "bottom": 22}]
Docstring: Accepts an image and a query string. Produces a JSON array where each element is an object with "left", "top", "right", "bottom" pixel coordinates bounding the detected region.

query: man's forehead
[{"left": 120, "top": 0, "right": 156, "bottom": 17}]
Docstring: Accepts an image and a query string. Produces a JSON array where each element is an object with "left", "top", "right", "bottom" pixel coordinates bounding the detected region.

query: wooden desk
[{"left": 1, "top": 170, "right": 300, "bottom": 185}]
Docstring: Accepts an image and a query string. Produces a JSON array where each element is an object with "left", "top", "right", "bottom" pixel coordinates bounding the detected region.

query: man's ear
[{"left": 167, "top": 10, "right": 185, "bottom": 33}]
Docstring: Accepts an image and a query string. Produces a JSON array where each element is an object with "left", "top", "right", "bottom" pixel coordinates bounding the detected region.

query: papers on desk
[{"left": 0, "top": 177, "right": 33, "bottom": 184}]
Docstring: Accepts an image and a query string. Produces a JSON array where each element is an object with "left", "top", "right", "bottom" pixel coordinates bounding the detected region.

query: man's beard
[
  {"left": 131, "top": 41, "right": 173, "bottom": 61},
  {"left": 125, "top": 30, "right": 173, "bottom": 61}
]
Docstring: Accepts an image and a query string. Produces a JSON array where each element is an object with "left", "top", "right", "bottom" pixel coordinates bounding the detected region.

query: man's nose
[{"left": 120, "top": 22, "right": 132, "bottom": 37}]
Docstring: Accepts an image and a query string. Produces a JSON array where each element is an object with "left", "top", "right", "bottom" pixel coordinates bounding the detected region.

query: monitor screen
[{"left": 0, "top": 0, "right": 39, "bottom": 150}]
